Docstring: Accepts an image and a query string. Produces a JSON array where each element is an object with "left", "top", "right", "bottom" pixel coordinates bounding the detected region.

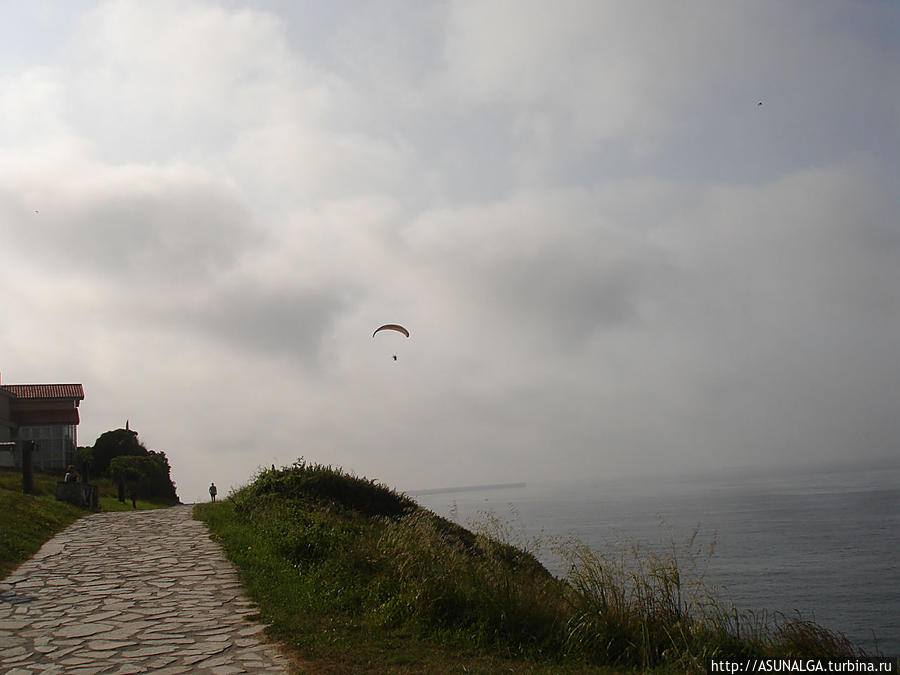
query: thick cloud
[
  {"left": 2, "top": 164, "right": 254, "bottom": 284},
  {"left": 407, "top": 187, "right": 676, "bottom": 345},
  {"left": 0, "top": 1, "right": 897, "bottom": 501},
  {"left": 444, "top": 1, "right": 900, "bottom": 179},
  {"left": 166, "top": 281, "right": 349, "bottom": 367}
]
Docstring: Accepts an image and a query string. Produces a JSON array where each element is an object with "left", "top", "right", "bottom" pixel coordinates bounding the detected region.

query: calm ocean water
[{"left": 412, "top": 463, "right": 899, "bottom": 656}]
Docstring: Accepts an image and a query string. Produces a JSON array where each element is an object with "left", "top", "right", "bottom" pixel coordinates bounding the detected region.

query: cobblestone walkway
[{"left": 0, "top": 505, "right": 290, "bottom": 674}]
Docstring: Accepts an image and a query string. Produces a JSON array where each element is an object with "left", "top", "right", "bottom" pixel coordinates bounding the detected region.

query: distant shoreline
[{"left": 406, "top": 482, "right": 527, "bottom": 496}]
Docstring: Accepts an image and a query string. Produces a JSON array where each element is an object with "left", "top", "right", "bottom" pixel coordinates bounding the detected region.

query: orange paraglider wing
[{"left": 373, "top": 324, "right": 409, "bottom": 338}]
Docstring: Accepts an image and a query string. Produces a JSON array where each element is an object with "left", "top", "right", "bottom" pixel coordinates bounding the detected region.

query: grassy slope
[
  {"left": 194, "top": 462, "right": 865, "bottom": 674},
  {"left": 196, "top": 464, "right": 608, "bottom": 674},
  {"left": 0, "top": 469, "right": 177, "bottom": 579},
  {"left": 0, "top": 483, "right": 83, "bottom": 579}
]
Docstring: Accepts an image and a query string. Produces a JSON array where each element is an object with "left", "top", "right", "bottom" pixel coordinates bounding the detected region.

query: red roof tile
[{"left": 0, "top": 384, "right": 84, "bottom": 400}]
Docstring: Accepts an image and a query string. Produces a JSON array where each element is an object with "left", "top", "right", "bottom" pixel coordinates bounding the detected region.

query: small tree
[
  {"left": 90, "top": 429, "right": 146, "bottom": 475},
  {"left": 90, "top": 427, "right": 179, "bottom": 503},
  {"left": 109, "top": 455, "right": 178, "bottom": 503},
  {"left": 77, "top": 446, "right": 94, "bottom": 483},
  {"left": 147, "top": 450, "right": 178, "bottom": 501}
]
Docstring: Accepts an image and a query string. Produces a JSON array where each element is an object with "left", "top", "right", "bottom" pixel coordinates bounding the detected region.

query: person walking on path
[{"left": 209, "top": 482, "right": 218, "bottom": 502}]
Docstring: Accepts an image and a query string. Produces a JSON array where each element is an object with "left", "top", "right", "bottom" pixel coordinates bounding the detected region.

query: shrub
[
  {"left": 109, "top": 454, "right": 177, "bottom": 502},
  {"left": 90, "top": 428, "right": 146, "bottom": 475},
  {"left": 245, "top": 459, "right": 416, "bottom": 518}
]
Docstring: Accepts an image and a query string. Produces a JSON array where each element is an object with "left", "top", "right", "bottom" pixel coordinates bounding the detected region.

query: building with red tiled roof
[{"left": 0, "top": 374, "right": 84, "bottom": 471}]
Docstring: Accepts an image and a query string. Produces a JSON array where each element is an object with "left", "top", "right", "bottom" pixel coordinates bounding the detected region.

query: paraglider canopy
[{"left": 373, "top": 324, "right": 409, "bottom": 338}]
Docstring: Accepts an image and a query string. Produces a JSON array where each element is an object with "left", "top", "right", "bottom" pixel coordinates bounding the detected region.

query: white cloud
[
  {"left": 406, "top": 186, "right": 674, "bottom": 346},
  {"left": 0, "top": 0, "right": 897, "bottom": 502},
  {"left": 442, "top": 1, "right": 900, "bottom": 178},
  {"left": 2, "top": 161, "right": 255, "bottom": 286}
]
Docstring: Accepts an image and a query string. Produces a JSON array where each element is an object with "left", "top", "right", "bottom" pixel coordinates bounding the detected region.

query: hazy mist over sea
[{"left": 415, "top": 462, "right": 900, "bottom": 655}]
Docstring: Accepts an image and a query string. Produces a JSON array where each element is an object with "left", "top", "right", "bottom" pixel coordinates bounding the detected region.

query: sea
[{"left": 411, "top": 462, "right": 899, "bottom": 657}]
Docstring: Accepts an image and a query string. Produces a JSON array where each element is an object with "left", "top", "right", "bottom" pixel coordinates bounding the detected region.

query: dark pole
[{"left": 22, "top": 440, "right": 35, "bottom": 494}]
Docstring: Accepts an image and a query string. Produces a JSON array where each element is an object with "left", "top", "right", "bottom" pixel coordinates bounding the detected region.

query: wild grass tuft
[
  {"left": 548, "top": 529, "right": 867, "bottom": 670},
  {"left": 370, "top": 508, "right": 568, "bottom": 656},
  {"left": 552, "top": 531, "right": 741, "bottom": 670}
]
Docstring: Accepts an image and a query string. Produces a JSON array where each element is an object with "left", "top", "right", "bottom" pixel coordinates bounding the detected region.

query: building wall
[{"left": 17, "top": 425, "right": 78, "bottom": 472}]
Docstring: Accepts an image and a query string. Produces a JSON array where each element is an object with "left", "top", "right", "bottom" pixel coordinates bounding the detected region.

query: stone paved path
[{"left": 0, "top": 505, "right": 291, "bottom": 674}]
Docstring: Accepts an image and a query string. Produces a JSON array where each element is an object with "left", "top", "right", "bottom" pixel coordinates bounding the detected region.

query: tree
[
  {"left": 147, "top": 450, "right": 178, "bottom": 502},
  {"left": 77, "top": 446, "right": 94, "bottom": 482},
  {"left": 90, "top": 428, "right": 179, "bottom": 503},
  {"left": 90, "top": 428, "right": 146, "bottom": 476},
  {"left": 109, "top": 455, "right": 178, "bottom": 503}
]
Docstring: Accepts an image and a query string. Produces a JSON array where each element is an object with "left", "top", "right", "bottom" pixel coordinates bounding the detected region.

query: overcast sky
[{"left": 1, "top": 1, "right": 898, "bottom": 502}]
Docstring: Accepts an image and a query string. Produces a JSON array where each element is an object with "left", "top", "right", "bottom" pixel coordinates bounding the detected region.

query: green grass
[
  {"left": 194, "top": 460, "right": 869, "bottom": 674},
  {"left": 0, "top": 468, "right": 178, "bottom": 579},
  {"left": 0, "top": 480, "right": 83, "bottom": 579}
]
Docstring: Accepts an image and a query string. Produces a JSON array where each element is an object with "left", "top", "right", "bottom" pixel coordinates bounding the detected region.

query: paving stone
[
  {"left": 0, "top": 619, "right": 28, "bottom": 630},
  {"left": 56, "top": 622, "right": 116, "bottom": 638},
  {"left": 0, "top": 635, "right": 26, "bottom": 648},
  {"left": 58, "top": 657, "right": 96, "bottom": 666},
  {"left": 85, "top": 640, "right": 138, "bottom": 651},
  {"left": 187, "top": 640, "right": 233, "bottom": 656},
  {"left": 108, "top": 665, "right": 148, "bottom": 674},
  {"left": 210, "top": 666, "right": 246, "bottom": 675},
  {"left": 32, "top": 644, "right": 59, "bottom": 654},
  {"left": 195, "top": 655, "right": 234, "bottom": 669},
  {"left": 125, "top": 645, "right": 175, "bottom": 658}
]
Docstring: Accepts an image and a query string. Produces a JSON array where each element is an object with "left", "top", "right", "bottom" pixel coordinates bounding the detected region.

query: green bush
[
  {"left": 90, "top": 428, "right": 146, "bottom": 475},
  {"left": 245, "top": 459, "right": 415, "bottom": 518},
  {"left": 109, "top": 454, "right": 177, "bottom": 502}
]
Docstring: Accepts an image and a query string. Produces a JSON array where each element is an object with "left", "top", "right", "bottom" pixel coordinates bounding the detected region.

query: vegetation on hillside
[
  {"left": 108, "top": 454, "right": 178, "bottom": 502},
  {"left": 195, "top": 460, "right": 866, "bottom": 673},
  {"left": 89, "top": 428, "right": 146, "bottom": 475},
  {"left": 85, "top": 427, "right": 178, "bottom": 502}
]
